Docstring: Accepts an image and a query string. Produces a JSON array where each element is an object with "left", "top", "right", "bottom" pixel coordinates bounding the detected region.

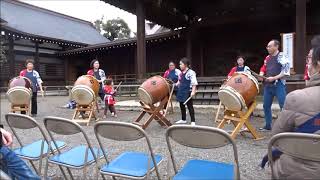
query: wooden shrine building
[
  {"left": 60, "top": 0, "right": 319, "bottom": 82},
  {"left": 0, "top": 0, "right": 108, "bottom": 86}
]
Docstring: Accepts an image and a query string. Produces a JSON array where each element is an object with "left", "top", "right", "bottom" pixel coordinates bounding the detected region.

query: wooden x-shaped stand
[
  {"left": 217, "top": 100, "right": 263, "bottom": 140},
  {"left": 133, "top": 96, "right": 172, "bottom": 129},
  {"left": 11, "top": 103, "right": 31, "bottom": 116},
  {"left": 72, "top": 101, "right": 99, "bottom": 126}
]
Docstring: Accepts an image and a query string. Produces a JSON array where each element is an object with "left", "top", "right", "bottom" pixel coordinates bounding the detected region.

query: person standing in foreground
[
  {"left": 87, "top": 59, "right": 106, "bottom": 103},
  {"left": 259, "top": 40, "right": 290, "bottom": 131},
  {"left": 269, "top": 41, "right": 320, "bottom": 179},
  {"left": 175, "top": 58, "right": 198, "bottom": 126},
  {"left": 19, "top": 59, "right": 44, "bottom": 117},
  {"left": 0, "top": 125, "right": 40, "bottom": 179}
]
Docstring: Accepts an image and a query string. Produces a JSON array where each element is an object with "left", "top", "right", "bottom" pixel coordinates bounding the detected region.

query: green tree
[
  {"left": 94, "top": 17, "right": 131, "bottom": 41},
  {"left": 93, "top": 16, "right": 103, "bottom": 33}
]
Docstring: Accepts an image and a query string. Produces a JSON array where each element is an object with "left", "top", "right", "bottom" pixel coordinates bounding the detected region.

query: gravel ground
[{"left": 0, "top": 96, "right": 274, "bottom": 180}]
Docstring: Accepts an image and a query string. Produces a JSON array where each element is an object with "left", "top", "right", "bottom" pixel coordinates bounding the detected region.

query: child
[
  {"left": 103, "top": 79, "right": 117, "bottom": 118},
  {"left": 175, "top": 57, "right": 198, "bottom": 126}
]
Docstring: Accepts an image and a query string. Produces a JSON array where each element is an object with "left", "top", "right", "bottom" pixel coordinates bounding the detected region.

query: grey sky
[{"left": 21, "top": 0, "right": 138, "bottom": 32}]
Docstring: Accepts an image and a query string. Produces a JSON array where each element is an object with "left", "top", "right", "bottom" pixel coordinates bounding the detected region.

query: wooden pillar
[
  {"left": 8, "top": 35, "right": 15, "bottom": 78},
  {"left": 295, "top": 0, "right": 306, "bottom": 74},
  {"left": 200, "top": 41, "right": 204, "bottom": 77},
  {"left": 34, "top": 41, "right": 40, "bottom": 71},
  {"left": 136, "top": 0, "right": 146, "bottom": 80},
  {"left": 186, "top": 28, "right": 192, "bottom": 62},
  {"left": 64, "top": 57, "right": 69, "bottom": 85}
]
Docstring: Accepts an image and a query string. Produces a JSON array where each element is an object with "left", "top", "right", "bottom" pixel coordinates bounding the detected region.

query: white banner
[{"left": 282, "top": 33, "right": 294, "bottom": 68}]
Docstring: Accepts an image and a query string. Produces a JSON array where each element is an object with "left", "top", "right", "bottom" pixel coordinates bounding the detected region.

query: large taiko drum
[
  {"left": 7, "top": 76, "right": 32, "bottom": 105},
  {"left": 71, "top": 75, "right": 99, "bottom": 105},
  {"left": 138, "top": 76, "right": 171, "bottom": 105},
  {"left": 218, "top": 72, "right": 259, "bottom": 111}
]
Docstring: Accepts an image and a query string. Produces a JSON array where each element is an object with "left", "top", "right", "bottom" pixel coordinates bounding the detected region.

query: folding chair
[
  {"left": 4, "top": 113, "right": 66, "bottom": 176},
  {"left": 43, "top": 116, "right": 103, "bottom": 180},
  {"left": 268, "top": 132, "right": 320, "bottom": 179},
  {"left": 94, "top": 121, "right": 163, "bottom": 179},
  {"left": 166, "top": 125, "right": 240, "bottom": 180}
]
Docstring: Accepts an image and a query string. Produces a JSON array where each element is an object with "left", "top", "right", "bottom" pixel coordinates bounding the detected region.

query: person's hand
[
  {"left": 190, "top": 91, "right": 196, "bottom": 97},
  {"left": 266, "top": 76, "right": 276, "bottom": 82},
  {"left": 1, "top": 128, "right": 13, "bottom": 146}
]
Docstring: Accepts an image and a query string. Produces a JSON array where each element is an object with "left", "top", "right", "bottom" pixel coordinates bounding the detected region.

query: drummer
[
  {"left": 259, "top": 39, "right": 290, "bottom": 131},
  {"left": 87, "top": 59, "right": 106, "bottom": 103},
  {"left": 227, "top": 56, "right": 251, "bottom": 79},
  {"left": 175, "top": 58, "right": 198, "bottom": 126},
  {"left": 163, "top": 61, "right": 181, "bottom": 84},
  {"left": 19, "top": 59, "right": 44, "bottom": 117}
]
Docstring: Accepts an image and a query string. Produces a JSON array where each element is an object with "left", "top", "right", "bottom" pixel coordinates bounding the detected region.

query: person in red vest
[
  {"left": 19, "top": 59, "right": 44, "bottom": 117},
  {"left": 103, "top": 78, "right": 117, "bottom": 118}
]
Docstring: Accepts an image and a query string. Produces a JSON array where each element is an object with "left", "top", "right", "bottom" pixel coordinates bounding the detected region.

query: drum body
[
  {"left": 71, "top": 75, "right": 99, "bottom": 105},
  {"left": 7, "top": 76, "right": 32, "bottom": 105},
  {"left": 218, "top": 72, "right": 259, "bottom": 111},
  {"left": 138, "top": 76, "right": 171, "bottom": 105}
]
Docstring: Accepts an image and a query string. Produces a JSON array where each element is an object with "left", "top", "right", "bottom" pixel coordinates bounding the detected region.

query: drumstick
[
  {"left": 114, "top": 81, "right": 123, "bottom": 91},
  {"left": 183, "top": 96, "right": 193, "bottom": 105},
  {"left": 248, "top": 69, "right": 267, "bottom": 79}
]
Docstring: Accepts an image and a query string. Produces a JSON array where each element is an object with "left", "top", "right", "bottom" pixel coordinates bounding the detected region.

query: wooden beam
[
  {"left": 8, "top": 35, "right": 15, "bottom": 79},
  {"left": 136, "top": 0, "right": 146, "bottom": 80},
  {"left": 295, "top": 0, "right": 306, "bottom": 74}
]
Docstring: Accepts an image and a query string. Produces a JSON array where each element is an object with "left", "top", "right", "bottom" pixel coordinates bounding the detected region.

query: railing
[{"left": 108, "top": 72, "right": 163, "bottom": 84}]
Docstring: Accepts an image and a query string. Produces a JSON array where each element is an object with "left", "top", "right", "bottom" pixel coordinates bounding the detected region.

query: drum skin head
[
  {"left": 7, "top": 87, "right": 31, "bottom": 105},
  {"left": 71, "top": 85, "right": 95, "bottom": 105},
  {"left": 218, "top": 88, "right": 243, "bottom": 111},
  {"left": 138, "top": 87, "right": 153, "bottom": 105}
]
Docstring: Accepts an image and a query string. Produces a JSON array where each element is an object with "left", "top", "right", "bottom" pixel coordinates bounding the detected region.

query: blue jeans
[
  {"left": 0, "top": 146, "right": 40, "bottom": 180},
  {"left": 263, "top": 81, "right": 286, "bottom": 129}
]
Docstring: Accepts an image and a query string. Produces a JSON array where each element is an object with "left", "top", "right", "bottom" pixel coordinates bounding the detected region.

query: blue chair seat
[
  {"left": 100, "top": 152, "right": 162, "bottom": 177},
  {"left": 14, "top": 140, "right": 66, "bottom": 159},
  {"left": 173, "top": 159, "right": 234, "bottom": 180},
  {"left": 49, "top": 145, "right": 103, "bottom": 168}
]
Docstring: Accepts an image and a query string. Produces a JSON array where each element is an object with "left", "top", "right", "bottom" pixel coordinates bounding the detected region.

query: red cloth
[
  {"left": 87, "top": 69, "right": 94, "bottom": 76},
  {"left": 19, "top": 69, "right": 27, "bottom": 76},
  {"left": 227, "top": 67, "right": 237, "bottom": 78},
  {"left": 304, "top": 63, "right": 310, "bottom": 80},
  {"left": 163, "top": 69, "right": 170, "bottom": 78},
  {"left": 259, "top": 55, "right": 271, "bottom": 75},
  {"left": 104, "top": 85, "right": 116, "bottom": 105}
]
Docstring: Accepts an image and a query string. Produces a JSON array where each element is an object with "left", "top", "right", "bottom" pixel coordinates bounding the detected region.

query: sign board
[{"left": 281, "top": 33, "right": 295, "bottom": 69}]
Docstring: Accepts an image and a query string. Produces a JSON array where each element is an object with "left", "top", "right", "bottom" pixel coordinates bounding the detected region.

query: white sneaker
[
  {"left": 111, "top": 112, "right": 115, "bottom": 117},
  {"left": 191, "top": 122, "right": 196, "bottom": 126},
  {"left": 176, "top": 120, "right": 187, "bottom": 124}
]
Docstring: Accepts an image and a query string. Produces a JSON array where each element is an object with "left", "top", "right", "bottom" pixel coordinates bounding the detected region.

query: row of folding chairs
[{"left": 4, "top": 113, "right": 320, "bottom": 180}]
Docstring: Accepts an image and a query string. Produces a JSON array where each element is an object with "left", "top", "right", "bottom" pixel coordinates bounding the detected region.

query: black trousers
[
  {"left": 179, "top": 98, "right": 195, "bottom": 122},
  {"left": 98, "top": 93, "right": 105, "bottom": 101},
  {"left": 21, "top": 92, "right": 37, "bottom": 115}
]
